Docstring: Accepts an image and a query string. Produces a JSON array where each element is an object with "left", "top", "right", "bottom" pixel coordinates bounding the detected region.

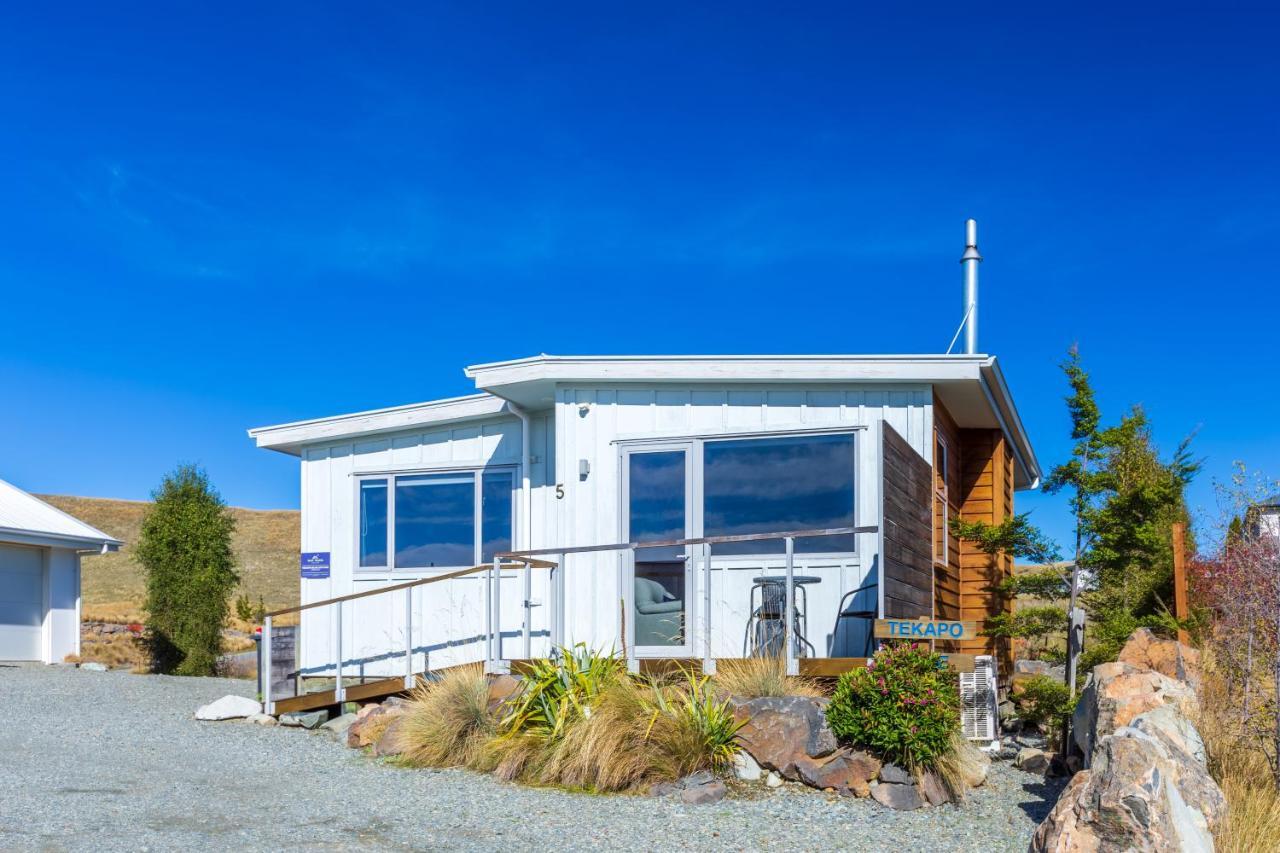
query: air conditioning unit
[{"left": 960, "top": 655, "right": 998, "bottom": 741}]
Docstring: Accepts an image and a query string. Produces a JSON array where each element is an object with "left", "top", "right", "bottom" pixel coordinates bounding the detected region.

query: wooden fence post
[{"left": 1172, "top": 522, "right": 1189, "bottom": 645}]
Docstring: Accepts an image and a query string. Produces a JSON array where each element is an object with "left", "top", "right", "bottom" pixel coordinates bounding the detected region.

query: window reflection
[{"left": 704, "top": 434, "right": 855, "bottom": 554}]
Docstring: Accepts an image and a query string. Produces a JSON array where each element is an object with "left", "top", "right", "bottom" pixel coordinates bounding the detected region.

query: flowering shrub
[{"left": 824, "top": 643, "right": 961, "bottom": 768}]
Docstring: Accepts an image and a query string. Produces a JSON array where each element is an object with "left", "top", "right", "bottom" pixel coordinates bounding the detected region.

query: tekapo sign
[
  {"left": 874, "top": 618, "right": 978, "bottom": 642},
  {"left": 300, "top": 552, "right": 330, "bottom": 579}
]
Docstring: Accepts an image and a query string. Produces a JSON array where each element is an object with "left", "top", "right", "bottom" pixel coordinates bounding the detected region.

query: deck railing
[{"left": 261, "top": 524, "right": 877, "bottom": 714}]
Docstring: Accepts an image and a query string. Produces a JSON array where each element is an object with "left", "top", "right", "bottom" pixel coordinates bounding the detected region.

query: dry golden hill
[{"left": 37, "top": 495, "right": 300, "bottom": 623}]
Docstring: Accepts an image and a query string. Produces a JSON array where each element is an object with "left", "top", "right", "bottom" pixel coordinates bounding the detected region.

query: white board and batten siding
[
  {"left": 554, "top": 383, "right": 933, "bottom": 657},
  {"left": 297, "top": 413, "right": 557, "bottom": 675}
]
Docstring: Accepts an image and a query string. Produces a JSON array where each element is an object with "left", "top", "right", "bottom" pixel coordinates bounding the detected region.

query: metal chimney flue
[{"left": 960, "top": 218, "right": 982, "bottom": 355}]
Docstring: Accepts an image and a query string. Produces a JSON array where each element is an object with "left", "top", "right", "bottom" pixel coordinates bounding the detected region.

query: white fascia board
[
  {"left": 465, "top": 353, "right": 990, "bottom": 387},
  {"left": 0, "top": 526, "right": 122, "bottom": 552},
  {"left": 247, "top": 393, "right": 511, "bottom": 456}
]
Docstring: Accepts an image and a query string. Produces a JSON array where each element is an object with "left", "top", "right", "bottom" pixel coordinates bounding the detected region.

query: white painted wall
[
  {"left": 291, "top": 383, "right": 932, "bottom": 679},
  {"left": 45, "top": 548, "right": 81, "bottom": 663},
  {"left": 296, "top": 413, "right": 556, "bottom": 676},
  {"left": 553, "top": 383, "right": 931, "bottom": 658}
]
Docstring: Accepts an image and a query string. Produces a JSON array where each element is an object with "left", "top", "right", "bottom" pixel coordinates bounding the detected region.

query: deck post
[
  {"left": 702, "top": 544, "right": 715, "bottom": 675},
  {"left": 404, "top": 586, "right": 414, "bottom": 690},
  {"left": 484, "top": 558, "right": 493, "bottom": 671},
  {"left": 262, "top": 616, "right": 273, "bottom": 714},
  {"left": 334, "top": 601, "right": 345, "bottom": 704},
  {"left": 784, "top": 536, "right": 798, "bottom": 676},
  {"left": 522, "top": 559, "right": 532, "bottom": 660}
]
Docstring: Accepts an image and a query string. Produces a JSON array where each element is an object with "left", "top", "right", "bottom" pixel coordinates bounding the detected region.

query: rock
[
  {"left": 732, "top": 696, "right": 837, "bottom": 782},
  {"left": 1129, "top": 704, "right": 1206, "bottom": 766},
  {"left": 1118, "top": 628, "right": 1201, "bottom": 689},
  {"left": 279, "top": 709, "right": 330, "bottom": 730},
  {"left": 347, "top": 705, "right": 401, "bottom": 748},
  {"left": 246, "top": 713, "right": 277, "bottom": 726},
  {"left": 1073, "top": 661, "right": 1198, "bottom": 765},
  {"left": 381, "top": 695, "right": 410, "bottom": 709},
  {"left": 918, "top": 771, "right": 951, "bottom": 806},
  {"left": 1030, "top": 725, "right": 1225, "bottom": 852},
  {"left": 765, "top": 771, "right": 783, "bottom": 788},
  {"left": 680, "top": 769, "right": 715, "bottom": 788},
  {"left": 320, "top": 712, "right": 358, "bottom": 736},
  {"left": 487, "top": 674, "right": 522, "bottom": 710},
  {"left": 878, "top": 763, "right": 912, "bottom": 785},
  {"left": 794, "top": 749, "right": 880, "bottom": 797},
  {"left": 1016, "top": 747, "right": 1051, "bottom": 774},
  {"left": 1014, "top": 658, "right": 1066, "bottom": 683},
  {"left": 962, "top": 750, "right": 991, "bottom": 788},
  {"left": 195, "top": 695, "right": 262, "bottom": 721},
  {"left": 372, "top": 715, "right": 408, "bottom": 757},
  {"left": 732, "top": 751, "right": 762, "bottom": 782},
  {"left": 79, "top": 662, "right": 109, "bottom": 672},
  {"left": 680, "top": 780, "right": 727, "bottom": 805},
  {"left": 870, "top": 782, "right": 923, "bottom": 811},
  {"left": 648, "top": 781, "right": 679, "bottom": 797}
]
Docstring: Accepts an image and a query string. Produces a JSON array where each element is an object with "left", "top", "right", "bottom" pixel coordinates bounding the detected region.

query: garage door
[{"left": 0, "top": 544, "right": 43, "bottom": 661}]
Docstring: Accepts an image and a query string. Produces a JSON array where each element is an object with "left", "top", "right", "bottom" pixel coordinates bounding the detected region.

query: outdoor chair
[{"left": 830, "top": 581, "right": 878, "bottom": 657}]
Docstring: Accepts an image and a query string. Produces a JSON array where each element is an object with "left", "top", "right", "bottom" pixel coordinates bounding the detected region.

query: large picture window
[
  {"left": 703, "top": 432, "right": 856, "bottom": 555},
  {"left": 358, "top": 469, "right": 513, "bottom": 570}
]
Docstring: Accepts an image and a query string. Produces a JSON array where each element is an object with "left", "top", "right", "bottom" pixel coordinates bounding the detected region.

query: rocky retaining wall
[{"left": 1030, "top": 630, "right": 1225, "bottom": 852}]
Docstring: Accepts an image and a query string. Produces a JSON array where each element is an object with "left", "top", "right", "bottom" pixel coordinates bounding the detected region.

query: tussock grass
[
  {"left": 927, "top": 729, "right": 987, "bottom": 800},
  {"left": 399, "top": 664, "right": 495, "bottom": 768},
  {"left": 712, "top": 656, "right": 825, "bottom": 699},
  {"left": 399, "top": 648, "right": 744, "bottom": 793},
  {"left": 1198, "top": 661, "right": 1280, "bottom": 852}
]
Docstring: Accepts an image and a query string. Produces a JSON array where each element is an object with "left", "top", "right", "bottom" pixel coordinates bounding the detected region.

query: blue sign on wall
[{"left": 300, "top": 552, "right": 331, "bottom": 579}]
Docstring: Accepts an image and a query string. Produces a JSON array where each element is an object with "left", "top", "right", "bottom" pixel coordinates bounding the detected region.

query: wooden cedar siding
[
  {"left": 956, "top": 427, "right": 1016, "bottom": 677},
  {"left": 931, "top": 395, "right": 963, "bottom": 621},
  {"left": 880, "top": 422, "right": 934, "bottom": 619}
]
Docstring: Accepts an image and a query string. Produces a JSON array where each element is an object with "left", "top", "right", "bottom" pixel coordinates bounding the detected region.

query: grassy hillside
[{"left": 38, "top": 495, "right": 300, "bottom": 623}]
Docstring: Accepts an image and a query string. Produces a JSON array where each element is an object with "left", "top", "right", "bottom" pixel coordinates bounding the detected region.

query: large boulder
[
  {"left": 1073, "top": 661, "right": 1198, "bottom": 764},
  {"left": 1118, "top": 628, "right": 1201, "bottom": 690},
  {"left": 1030, "top": 724, "right": 1225, "bottom": 852},
  {"left": 195, "top": 695, "right": 262, "bottom": 721},
  {"left": 732, "top": 696, "right": 837, "bottom": 781},
  {"left": 794, "top": 748, "right": 880, "bottom": 797},
  {"left": 372, "top": 715, "right": 409, "bottom": 758}
]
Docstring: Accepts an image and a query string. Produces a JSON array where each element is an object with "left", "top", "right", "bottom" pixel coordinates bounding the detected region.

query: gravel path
[{"left": 0, "top": 665, "right": 1062, "bottom": 851}]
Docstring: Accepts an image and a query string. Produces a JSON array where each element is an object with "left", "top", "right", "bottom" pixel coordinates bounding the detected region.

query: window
[
  {"left": 358, "top": 469, "right": 514, "bottom": 570},
  {"left": 703, "top": 433, "right": 856, "bottom": 555},
  {"left": 933, "top": 430, "right": 950, "bottom": 564}
]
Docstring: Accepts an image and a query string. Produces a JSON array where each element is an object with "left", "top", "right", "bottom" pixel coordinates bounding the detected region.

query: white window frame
[
  {"left": 354, "top": 465, "right": 518, "bottom": 574},
  {"left": 933, "top": 429, "right": 950, "bottom": 565},
  {"left": 617, "top": 427, "right": 861, "bottom": 561}
]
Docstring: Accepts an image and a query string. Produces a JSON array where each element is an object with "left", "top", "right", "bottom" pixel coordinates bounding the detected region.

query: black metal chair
[
  {"left": 743, "top": 578, "right": 816, "bottom": 658},
  {"left": 831, "top": 582, "right": 879, "bottom": 657}
]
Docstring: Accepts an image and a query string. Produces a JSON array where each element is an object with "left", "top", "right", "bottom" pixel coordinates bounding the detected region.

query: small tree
[{"left": 138, "top": 465, "right": 238, "bottom": 675}]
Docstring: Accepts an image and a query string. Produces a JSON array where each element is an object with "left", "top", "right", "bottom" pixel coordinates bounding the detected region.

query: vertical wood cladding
[
  {"left": 956, "top": 427, "right": 1016, "bottom": 678},
  {"left": 880, "top": 422, "right": 934, "bottom": 618}
]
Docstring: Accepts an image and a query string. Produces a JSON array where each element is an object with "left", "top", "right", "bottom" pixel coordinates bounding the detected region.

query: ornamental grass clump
[
  {"left": 399, "top": 663, "right": 495, "bottom": 768},
  {"left": 712, "top": 654, "right": 825, "bottom": 699},
  {"left": 825, "top": 643, "right": 961, "bottom": 770}
]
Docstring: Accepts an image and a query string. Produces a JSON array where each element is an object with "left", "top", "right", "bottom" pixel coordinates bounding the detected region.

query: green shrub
[
  {"left": 825, "top": 643, "right": 961, "bottom": 769},
  {"left": 1014, "top": 674, "right": 1076, "bottom": 741},
  {"left": 498, "top": 643, "right": 624, "bottom": 738},
  {"left": 138, "top": 465, "right": 238, "bottom": 675}
]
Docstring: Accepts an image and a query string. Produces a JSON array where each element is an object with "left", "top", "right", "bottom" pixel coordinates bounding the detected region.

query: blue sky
[{"left": 2, "top": 3, "right": 1277, "bottom": 550}]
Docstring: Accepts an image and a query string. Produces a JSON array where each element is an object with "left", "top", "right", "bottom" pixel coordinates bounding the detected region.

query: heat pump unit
[{"left": 960, "top": 654, "right": 998, "bottom": 741}]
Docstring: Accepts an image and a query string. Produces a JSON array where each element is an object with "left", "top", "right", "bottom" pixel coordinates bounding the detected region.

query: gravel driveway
[{"left": 0, "top": 665, "right": 1062, "bottom": 851}]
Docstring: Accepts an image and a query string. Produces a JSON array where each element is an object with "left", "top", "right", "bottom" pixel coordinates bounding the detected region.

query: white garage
[{"left": 0, "top": 478, "right": 120, "bottom": 663}]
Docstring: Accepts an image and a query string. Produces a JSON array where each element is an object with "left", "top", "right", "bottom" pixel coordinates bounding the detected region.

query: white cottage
[
  {"left": 251, "top": 350, "right": 1039, "bottom": 709},
  {"left": 0, "top": 479, "right": 120, "bottom": 663}
]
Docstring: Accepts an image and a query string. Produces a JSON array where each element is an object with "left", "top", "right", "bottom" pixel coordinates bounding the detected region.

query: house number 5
[{"left": 555, "top": 484, "right": 565, "bottom": 499}]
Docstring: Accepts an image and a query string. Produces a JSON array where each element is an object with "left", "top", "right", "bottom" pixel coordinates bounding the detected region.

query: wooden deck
[{"left": 269, "top": 657, "right": 873, "bottom": 715}]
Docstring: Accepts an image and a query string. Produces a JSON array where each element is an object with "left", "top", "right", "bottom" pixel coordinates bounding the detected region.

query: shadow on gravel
[{"left": 1017, "top": 776, "right": 1069, "bottom": 823}]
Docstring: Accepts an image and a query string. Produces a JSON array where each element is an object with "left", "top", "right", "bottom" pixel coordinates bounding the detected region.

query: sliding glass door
[{"left": 622, "top": 445, "right": 693, "bottom": 656}]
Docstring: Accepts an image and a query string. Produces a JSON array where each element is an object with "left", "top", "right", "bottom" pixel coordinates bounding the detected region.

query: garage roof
[{"left": 0, "top": 478, "right": 122, "bottom": 551}]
